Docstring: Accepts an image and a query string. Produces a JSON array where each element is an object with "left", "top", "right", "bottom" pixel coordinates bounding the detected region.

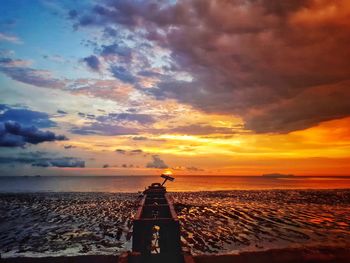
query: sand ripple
[
  {"left": 172, "top": 190, "right": 350, "bottom": 255},
  {"left": 1, "top": 190, "right": 350, "bottom": 257},
  {"left": 0, "top": 193, "right": 138, "bottom": 257}
]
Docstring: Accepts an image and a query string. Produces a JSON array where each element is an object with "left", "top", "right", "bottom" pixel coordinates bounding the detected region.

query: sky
[{"left": 0, "top": 0, "right": 350, "bottom": 176}]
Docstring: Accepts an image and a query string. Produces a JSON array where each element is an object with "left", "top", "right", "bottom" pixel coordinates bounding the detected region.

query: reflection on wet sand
[
  {"left": 0, "top": 190, "right": 349, "bottom": 258},
  {"left": 0, "top": 193, "right": 138, "bottom": 257},
  {"left": 173, "top": 190, "right": 350, "bottom": 255}
]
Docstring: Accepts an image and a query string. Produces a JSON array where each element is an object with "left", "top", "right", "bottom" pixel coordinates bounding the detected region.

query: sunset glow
[{"left": 1, "top": 0, "right": 350, "bottom": 176}]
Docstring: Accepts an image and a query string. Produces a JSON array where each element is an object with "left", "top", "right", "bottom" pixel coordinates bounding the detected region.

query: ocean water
[{"left": 0, "top": 175, "right": 349, "bottom": 193}]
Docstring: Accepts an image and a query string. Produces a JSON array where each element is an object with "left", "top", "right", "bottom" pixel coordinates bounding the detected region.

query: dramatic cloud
[
  {"left": 0, "top": 121, "right": 67, "bottom": 147},
  {"left": 0, "top": 105, "right": 65, "bottom": 147},
  {"left": 245, "top": 81, "right": 350, "bottom": 133},
  {"left": 74, "top": 0, "right": 350, "bottom": 133},
  {"left": 146, "top": 155, "right": 168, "bottom": 169}
]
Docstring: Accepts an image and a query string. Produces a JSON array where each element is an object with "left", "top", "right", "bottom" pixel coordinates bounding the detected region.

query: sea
[{"left": 0, "top": 175, "right": 350, "bottom": 193}]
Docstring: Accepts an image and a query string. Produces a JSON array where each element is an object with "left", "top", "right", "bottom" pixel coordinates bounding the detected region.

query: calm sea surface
[{"left": 0, "top": 175, "right": 350, "bottom": 192}]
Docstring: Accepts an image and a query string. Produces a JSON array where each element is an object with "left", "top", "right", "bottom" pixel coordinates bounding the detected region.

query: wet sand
[
  {"left": 1, "top": 190, "right": 350, "bottom": 258},
  {"left": 172, "top": 190, "right": 350, "bottom": 255},
  {"left": 2, "top": 246, "right": 350, "bottom": 263},
  {"left": 195, "top": 246, "right": 350, "bottom": 263},
  {"left": 0, "top": 193, "right": 138, "bottom": 257}
]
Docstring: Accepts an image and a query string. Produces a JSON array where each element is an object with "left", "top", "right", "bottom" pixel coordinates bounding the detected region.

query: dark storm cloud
[
  {"left": 146, "top": 155, "right": 168, "bottom": 169},
  {"left": 83, "top": 55, "right": 100, "bottom": 71},
  {"left": 73, "top": 0, "right": 350, "bottom": 133},
  {"left": 0, "top": 152, "right": 85, "bottom": 168},
  {"left": 0, "top": 121, "right": 67, "bottom": 147}
]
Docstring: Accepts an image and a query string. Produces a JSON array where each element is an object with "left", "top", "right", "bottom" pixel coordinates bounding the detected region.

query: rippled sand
[
  {"left": 173, "top": 190, "right": 350, "bottom": 255},
  {"left": 0, "top": 193, "right": 138, "bottom": 257},
  {"left": 1, "top": 190, "right": 350, "bottom": 257}
]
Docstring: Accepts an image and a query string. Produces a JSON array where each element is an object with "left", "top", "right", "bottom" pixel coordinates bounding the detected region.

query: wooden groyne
[{"left": 119, "top": 175, "right": 194, "bottom": 263}]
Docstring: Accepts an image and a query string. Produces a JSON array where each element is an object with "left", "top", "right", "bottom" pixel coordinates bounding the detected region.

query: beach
[
  {"left": 3, "top": 0, "right": 350, "bottom": 261},
  {"left": 2, "top": 247, "right": 350, "bottom": 263},
  {"left": 1, "top": 189, "right": 350, "bottom": 260}
]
